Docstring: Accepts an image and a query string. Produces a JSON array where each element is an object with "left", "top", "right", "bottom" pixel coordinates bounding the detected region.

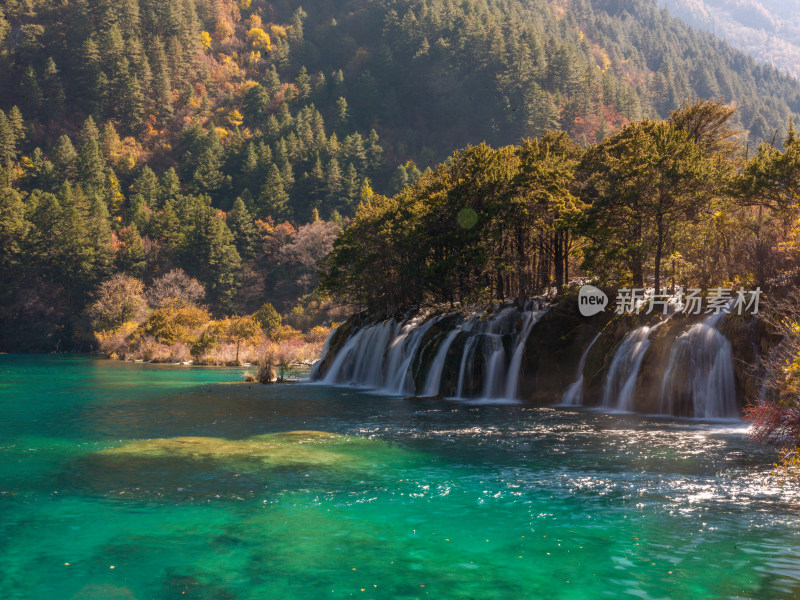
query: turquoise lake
[{"left": 1, "top": 354, "right": 799, "bottom": 599}]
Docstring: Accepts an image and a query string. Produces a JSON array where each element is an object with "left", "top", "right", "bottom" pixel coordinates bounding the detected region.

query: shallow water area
[{"left": 1, "top": 355, "right": 798, "bottom": 599}]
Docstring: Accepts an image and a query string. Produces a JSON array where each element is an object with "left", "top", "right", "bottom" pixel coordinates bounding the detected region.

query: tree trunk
[
  {"left": 654, "top": 215, "right": 664, "bottom": 295},
  {"left": 554, "top": 231, "right": 564, "bottom": 295}
]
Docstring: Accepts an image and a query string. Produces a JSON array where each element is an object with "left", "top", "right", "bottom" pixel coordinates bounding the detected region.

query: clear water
[{"left": 1, "top": 355, "right": 799, "bottom": 600}]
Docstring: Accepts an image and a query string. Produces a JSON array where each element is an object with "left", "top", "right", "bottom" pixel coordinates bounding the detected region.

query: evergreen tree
[
  {"left": 52, "top": 135, "right": 78, "bottom": 181},
  {"left": 77, "top": 138, "right": 106, "bottom": 193},
  {"left": 0, "top": 186, "right": 28, "bottom": 294},
  {"left": 227, "top": 197, "right": 258, "bottom": 260},
  {"left": 115, "top": 224, "right": 146, "bottom": 276},
  {"left": 257, "top": 163, "right": 291, "bottom": 220},
  {"left": 131, "top": 166, "right": 160, "bottom": 207}
]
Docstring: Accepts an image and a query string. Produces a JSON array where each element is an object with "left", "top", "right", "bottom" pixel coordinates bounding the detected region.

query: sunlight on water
[{"left": 0, "top": 355, "right": 798, "bottom": 599}]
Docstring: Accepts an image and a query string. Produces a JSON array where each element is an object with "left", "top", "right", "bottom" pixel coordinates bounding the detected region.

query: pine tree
[
  {"left": 323, "top": 157, "right": 343, "bottom": 214},
  {"left": 88, "top": 195, "right": 114, "bottom": 281},
  {"left": 335, "top": 97, "right": 348, "bottom": 132},
  {"left": 77, "top": 138, "right": 107, "bottom": 193},
  {"left": 42, "top": 58, "right": 66, "bottom": 118},
  {"left": 367, "top": 129, "right": 383, "bottom": 172},
  {"left": 21, "top": 66, "right": 43, "bottom": 117},
  {"left": 343, "top": 162, "right": 360, "bottom": 211},
  {"left": 159, "top": 168, "right": 181, "bottom": 204},
  {"left": 7, "top": 107, "right": 24, "bottom": 145},
  {"left": 0, "top": 186, "right": 28, "bottom": 293},
  {"left": 263, "top": 66, "right": 281, "bottom": 96},
  {"left": 104, "top": 168, "right": 126, "bottom": 218},
  {"left": 115, "top": 224, "right": 146, "bottom": 276},
  {"left": 100, "top": 122, "right": 123, "bottom": 163},
  {"left": 258, "top": 163, "right": 291, "bottom": 220},
  {"left": 227, "top": 197, "right": 258, "bottom": 260},
  {"left": 0, "top": 111, "right": 15, "bottom": 165},
  {"left": 131, "top": 166, "right": 159, "bottom": 207},
  {"left": 52, "top": 135, "right": 78, "bottom": 181},
  {"left": 79, "top": 117, "right": 100, "bottom": 146},
  {"left": 150, "top": 38, "right": 174, "bottom": 118},
  {"left": 182, "top": 201, "right": 241, "bottom": 309},
  {"left": 388, "top": 164, "right": 409, "bottom": 195},
  {"left": 151, "top": 198, "right": 182, "bottom": 249}
]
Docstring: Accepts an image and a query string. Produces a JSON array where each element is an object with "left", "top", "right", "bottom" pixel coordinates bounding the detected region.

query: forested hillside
[
  {"left": 2, "top": 0, "right": 800, "bottom": 351},
  {"left": 659, "top": 0, "right": 800, "bottom": 79}
]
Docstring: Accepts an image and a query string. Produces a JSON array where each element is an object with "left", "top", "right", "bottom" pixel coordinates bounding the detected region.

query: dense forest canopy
[
  {"left": 322, "top": 100, "right": 800, "bottom": 313},
  {"left": 2, "top": 0, "right": 800, "bottom": 351}
]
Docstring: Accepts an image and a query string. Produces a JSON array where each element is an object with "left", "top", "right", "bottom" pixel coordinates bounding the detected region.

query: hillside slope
[{"left": 659, "top": 0, "right": 800, "bottom": 79}]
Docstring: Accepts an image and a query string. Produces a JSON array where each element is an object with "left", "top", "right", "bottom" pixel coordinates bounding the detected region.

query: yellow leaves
[
  {"left": 226, "top": 109, "right": 244, "bottom": 129},
  {"left": 143, "top": 299, "right": 211, "bottom": 345},
  {"left": 95, "top": 322, "right": 139, "bottom": 347},
  {"left": 200, "top": 31, "right": 212, "bottom": 51},
  {"left": 238, "top": 0, "right": 252, "bottom": 9},
  {"left": 270, "top": 323, "right": 302, "bottom": 342},
  {"left": 360, "top": 178, "right": 374, "bottom": 200},
  {"left": 248, "top": 27, "right": 271, "bottom": 51},
  {"left": 215, "top": 18, "right": 234, "bottom": 41},
  {"left": 270, "top": 24, "right": 288, "bottom": 39},
  {"left": 247, "top": 50, "right": 261, "bottom": 68}
]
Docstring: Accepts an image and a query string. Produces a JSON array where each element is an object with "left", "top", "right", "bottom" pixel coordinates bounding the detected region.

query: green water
[{"left": 1, "top": 355, "right": 798, "bottom": 600}]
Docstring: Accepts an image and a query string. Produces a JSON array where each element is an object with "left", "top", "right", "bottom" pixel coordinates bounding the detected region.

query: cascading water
[
  {"left": 313, "top": 304, "right": 548, "bottom": 401},
  {"left": 503, "top": 307, "right": 548, "bottom": 400},
  {"left": 383, "top": 316, "right": 442, "bottom": 395},
  {"left": 420, "top": 328, "right": 460, "bottom": 397},
  {"left": 481, "top": 334, "right": 506, "bottom": 399},
  {"left": 602, "top": 323, "right": 664, "bottom": 412},
  {"left": 659, "top": 310, "right": 738, "bottom": 419},
  {"left": 559, "top": 332, "right": 602, "bottom": 406}
]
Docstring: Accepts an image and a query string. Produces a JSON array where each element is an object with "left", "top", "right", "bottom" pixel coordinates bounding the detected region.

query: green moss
[{"left": 100, "top": 430, "right": 400, "bottom": 472}]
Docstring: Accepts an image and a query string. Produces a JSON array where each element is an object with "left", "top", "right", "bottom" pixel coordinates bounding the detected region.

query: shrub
[
  {"left": 88, "top": 274, "right": 149, "bottom": 331},
  {"left": 270, "top": 323, "right": 302, "bottom": 342},
  {"left": 142, "top": 299, "right": 211, "bottom": 345},
  {"left": 744, "top": 402, "right": 800, "bottom": 447},
  {"left": 253, "top": 302, "right": 281, "bottom": 336},
  {"left": 210, "top": 315, "right": 262, "bottom": 363},
  {"left": 306, "top": 324, "right": 334, "bottom": 344},
  {"left": 95, "top": 321, "right": 139, "bottom": 357},
  {"left": 146, "top": 269, "right": 205, "bottom": 309}
]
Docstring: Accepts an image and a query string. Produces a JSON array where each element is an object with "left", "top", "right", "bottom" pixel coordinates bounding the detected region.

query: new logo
[{"left": 578, "top": 285, "right": 608, "bottom": 316}]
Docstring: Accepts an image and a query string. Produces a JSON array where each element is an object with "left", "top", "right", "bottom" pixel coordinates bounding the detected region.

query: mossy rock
[
  {"left": 98, "top": 430, "right": 398, "bottom": 472},
  {"left": 518, "top": 294, "right": 614, "bottom": 405}
]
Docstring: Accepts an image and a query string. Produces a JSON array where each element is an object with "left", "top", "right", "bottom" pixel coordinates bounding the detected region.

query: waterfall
[
  {"left": 602, "top": 323, "right": 662, "bottom": 412},
  {"left": 503, "top": 307, "right": 549, "bottom": 399},
  {"left": 456, "top": 331, "right": 482, "bottom": 398},
  {"left": 559, "top": 332, "right": 602, "bottom": 406},
  {"left": 383, "top": 316, "right": 441, "bottom": 395},
  {"left": 481, "top": 334, "right": 506, "bottom": 399},
  {"left": 321, "top": 327, "right": 368, "bottom": 384},
  {"left": 313, "top": 303, "right": 549, "bottom": 401},
  {"left": 420, "top": 329, "right": 460, "bottom": 396},
  {"left": 659, "top": 311, "right": 738, "bottom": 419}
]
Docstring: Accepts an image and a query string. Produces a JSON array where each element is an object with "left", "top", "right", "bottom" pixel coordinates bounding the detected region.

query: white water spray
[
  {"left": 659, "top": 310, "right": 738, "bottom": 419},
  {"left": 559, "top": 332, "right": 602, "bottom": 406}
]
